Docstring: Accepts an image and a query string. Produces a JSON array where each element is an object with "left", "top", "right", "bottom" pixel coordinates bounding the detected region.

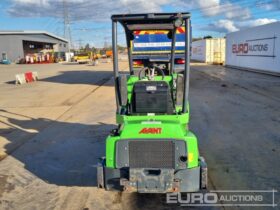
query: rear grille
[{"left": 129, "top": 140, "right": 174, "bottom": 168}]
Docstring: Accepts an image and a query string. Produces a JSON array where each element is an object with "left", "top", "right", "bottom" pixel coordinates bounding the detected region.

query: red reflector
[
  {"left": 175, "top": 59, "right": 185, "bottom": 64},
  {"left": 133, "top": 60, "right": 143, "bottom": 65}
]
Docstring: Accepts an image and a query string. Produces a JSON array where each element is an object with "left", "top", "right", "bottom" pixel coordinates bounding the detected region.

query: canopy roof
[{"left": 111, "top": 13, "right": 190, "bottom": 30}]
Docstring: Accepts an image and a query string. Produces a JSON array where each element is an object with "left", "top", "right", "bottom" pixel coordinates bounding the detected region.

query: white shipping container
[
  {"left": 191, "top": 39, "right": 206, "bottom": 61},
  {"left": 226, "top": 21, "right": 280, "bottom": 75},
  {"left": 191, "top": 38, "right": 225, "bottom": 64}
]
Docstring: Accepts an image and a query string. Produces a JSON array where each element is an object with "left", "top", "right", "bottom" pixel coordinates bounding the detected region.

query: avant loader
[{"left": 97, "top": 13, "right": 207, "bottom": 193}]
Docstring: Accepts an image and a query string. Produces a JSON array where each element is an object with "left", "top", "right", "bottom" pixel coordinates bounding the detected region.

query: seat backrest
[{"left": 131, "top": 81, "right": 174, "bottom": 114}]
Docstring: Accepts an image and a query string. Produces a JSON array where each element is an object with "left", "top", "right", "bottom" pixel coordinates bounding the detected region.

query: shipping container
[
  {"left": 225, "top": 21, "right": 280, "bottom": 75},
  {"left": 191, "top": 38, "right": 225, "bottom": 64}
]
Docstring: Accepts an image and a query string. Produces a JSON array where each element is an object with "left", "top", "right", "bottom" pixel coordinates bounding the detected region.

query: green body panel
[
  {"left": 116, "top": 112, "right": 189, "bottom": 125},
  {"left": 106, "top": 114, "right": 199, "bottom": 169},
  {"left": 106, "top": 74, "right": 199, "bottom": 170},
  {"left": 106, "top": 128, "right": 199, "bottom": 169}
]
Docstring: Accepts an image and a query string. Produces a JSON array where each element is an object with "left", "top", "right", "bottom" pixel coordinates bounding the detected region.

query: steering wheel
[{"left": 138, "top": 65, "right": 165, "bottom": 80}]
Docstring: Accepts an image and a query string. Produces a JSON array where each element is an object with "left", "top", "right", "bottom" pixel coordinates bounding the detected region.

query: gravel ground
[{"left": 0, "top": 62, "right": 279, "bottom": 210}]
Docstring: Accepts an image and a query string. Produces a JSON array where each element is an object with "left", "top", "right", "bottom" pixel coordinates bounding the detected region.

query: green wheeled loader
[{"left": 97, "top": 13, "right": 207, "bottom": 193}]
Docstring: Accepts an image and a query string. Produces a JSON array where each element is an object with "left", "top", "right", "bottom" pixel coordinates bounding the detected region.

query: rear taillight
[
  {"left": 133, "top": 60, "right": 143, "bottom": 65},
  {"left": 175, "top": 59, "right": 185, "bottom": 64}
]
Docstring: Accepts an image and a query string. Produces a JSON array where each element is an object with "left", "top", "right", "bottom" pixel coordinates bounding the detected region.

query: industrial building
[{"left": 0, "top": 31, "right": 69, "bottom": 63}]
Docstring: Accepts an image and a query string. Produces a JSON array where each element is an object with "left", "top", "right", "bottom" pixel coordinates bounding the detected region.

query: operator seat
[{"left": 131, "top": 81, "right": 174, "bottom": 114}]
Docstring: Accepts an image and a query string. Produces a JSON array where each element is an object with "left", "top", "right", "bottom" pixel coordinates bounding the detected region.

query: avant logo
[{"left": 139, "top": 128, "right": 162, "bottom": 134}]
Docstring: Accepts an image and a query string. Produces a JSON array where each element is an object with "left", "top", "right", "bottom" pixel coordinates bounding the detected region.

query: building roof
[{"left": 0, "top": 30, "right": 68, "bottom": 43}]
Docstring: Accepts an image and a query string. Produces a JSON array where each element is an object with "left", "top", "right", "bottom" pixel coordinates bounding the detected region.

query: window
[
  {"left": 59, "top": 43, "right": 62, "bottom": 47},
  {"left": 64, "top": 44, "right": 66, "bottom": 47}
]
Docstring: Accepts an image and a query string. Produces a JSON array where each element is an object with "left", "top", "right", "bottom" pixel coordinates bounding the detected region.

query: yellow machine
[
  {"left": 96, "top": 53, "right": 102, "bottom": 59},
  {"left": 73, "top": 52, "right": 93, "bottom": 64}
]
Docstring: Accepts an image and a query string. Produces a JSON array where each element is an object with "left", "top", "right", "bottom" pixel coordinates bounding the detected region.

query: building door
[{"left": 2, "top": 52, "right": 7, "bottom": 60}]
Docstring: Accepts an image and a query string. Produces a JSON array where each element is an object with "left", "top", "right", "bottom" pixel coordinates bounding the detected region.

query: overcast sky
[{"left": 0, "top": 0, "right": 279, "bottom": 48}]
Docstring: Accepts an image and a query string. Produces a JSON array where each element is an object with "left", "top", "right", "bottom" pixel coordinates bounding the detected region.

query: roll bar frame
[{"left": 111, "top": 13, "right": 191, "bottom": 114}]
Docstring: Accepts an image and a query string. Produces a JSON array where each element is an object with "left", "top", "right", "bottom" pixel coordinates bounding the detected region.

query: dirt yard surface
[{"left": 0, "top": 62, "right": 279, "bottom": 210}]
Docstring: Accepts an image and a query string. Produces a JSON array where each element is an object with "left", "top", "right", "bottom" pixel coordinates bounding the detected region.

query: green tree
[
  {"left": 203, "top": 35, "right": 212, "bottom": 39},
  {"left": 84, "top": 43, "right": 91, "bottom": 52},
  {"left": 192, "top": 37, "right": 203, "bottom": 42}
]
